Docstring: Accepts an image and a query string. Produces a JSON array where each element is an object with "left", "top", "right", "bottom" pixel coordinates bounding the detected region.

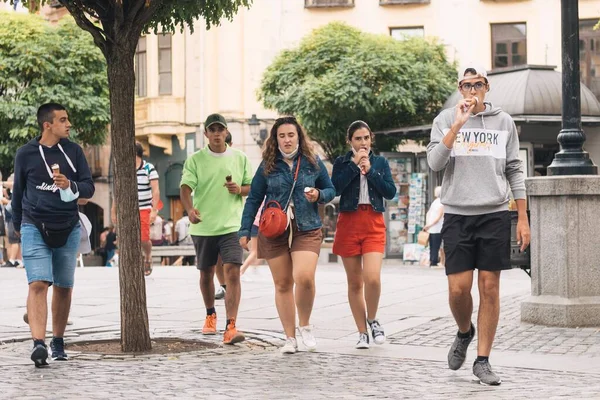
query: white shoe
[
  {"left": 215, "top": 286, "right": 226, "bottom": 300},
  {"left": 369, "top": 320, "right": 386, "bottom": 345},
  {"left": 355, "top": 332, "right": 370, "bottom": 349},
  {"left": 280, "top": 337, "right": 298, "bottom": 354},
  {"left": 299, "top": 325, "right": 317, "bottom": 352}
]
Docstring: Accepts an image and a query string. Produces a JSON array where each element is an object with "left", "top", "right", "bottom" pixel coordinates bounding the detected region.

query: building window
[
  {"left": 305, "top": 0, "right": 354, "bottom": 8},
  {"left": 390, "top": 27, "right": 424, "bottom": 41},
  {"left": 580, "top": 19, "right": 600, "bottom": 100},
  {"left": 491, "top": 23, "right": 527, "bottom": 69},
  {"left": 380, "top": 0, "right": 430, "bottom": 4},
  {"left": 135, "top": 37, "right": 147, "bottom": 97},
  {"left": 158, "top": 33, "right": 172, "bottom": 96}
]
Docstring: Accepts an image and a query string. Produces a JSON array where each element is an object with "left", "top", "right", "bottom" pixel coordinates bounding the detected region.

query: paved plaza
[{"left": 1, "top": 263, "right": 599, "bottom": 399}]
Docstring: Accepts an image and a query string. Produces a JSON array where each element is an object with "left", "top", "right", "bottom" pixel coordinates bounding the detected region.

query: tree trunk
[{"left": 106, "top": 42, "right": 152, "bottom": 352}]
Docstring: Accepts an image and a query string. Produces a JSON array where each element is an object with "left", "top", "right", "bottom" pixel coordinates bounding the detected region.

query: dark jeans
[{"left": 429, "top": 233, "right": 442, "bottom": 266}]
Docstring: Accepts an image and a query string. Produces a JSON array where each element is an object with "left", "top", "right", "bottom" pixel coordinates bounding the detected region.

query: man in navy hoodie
[{"left": 11, "top": 103, "right": 94, "bottom": 367}]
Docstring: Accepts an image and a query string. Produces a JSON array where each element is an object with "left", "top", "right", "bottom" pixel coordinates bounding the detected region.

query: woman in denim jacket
[
  {"left": 239, "top": 116, "right": 335, "bottom": 354},
  {"left": 331, "top": 120, "right": 396, "bottom": 349}
]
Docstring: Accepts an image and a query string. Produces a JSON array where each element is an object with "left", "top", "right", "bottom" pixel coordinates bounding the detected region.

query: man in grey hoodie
[{"left": 427, "top": 63, "right": 530, "bottom": 385}]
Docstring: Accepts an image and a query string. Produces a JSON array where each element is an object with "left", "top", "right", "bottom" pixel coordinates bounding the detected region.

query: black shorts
[
  {"left": 441, "top": 211, "right": 511, "bottom": 275},
  {"left": 192, "top": 232, "right": 243, "bottom": 271}
]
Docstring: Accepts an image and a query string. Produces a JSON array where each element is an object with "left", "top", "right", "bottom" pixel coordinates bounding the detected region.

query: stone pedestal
[{"left": 521, "top": 176, "right": 600, "bottom": 327}]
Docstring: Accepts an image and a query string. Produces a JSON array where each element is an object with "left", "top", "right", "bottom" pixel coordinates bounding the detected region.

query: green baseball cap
[{"left": 204, "top": 113, "right": 227, "bottom": 129}]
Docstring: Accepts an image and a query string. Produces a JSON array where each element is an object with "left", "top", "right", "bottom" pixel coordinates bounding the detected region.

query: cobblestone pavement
[
  {"left": 2, "top": 265, "right": 600, "bottom": 398},
  {"left": 389, "top": 293, "right": 600, "bottom": 357},
  {"left": 1, "top": 351, "right": 599, "bottom": 399}
]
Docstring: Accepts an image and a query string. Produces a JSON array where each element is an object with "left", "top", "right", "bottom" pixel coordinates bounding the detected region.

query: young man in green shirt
[{"left": 180, "top": 113, "right": 253, "bottom": 344}]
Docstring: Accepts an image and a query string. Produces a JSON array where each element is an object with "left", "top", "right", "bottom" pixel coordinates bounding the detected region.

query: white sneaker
[
  {"left": 369, "top": 320, "right": 386, "bottom": 345},
  {"left": 280, "top": 337, "right": 298, "bottom": 354},
  {"left": 299, "top": 325, "right": 317, "bottom": 352},
  {"left": 215, "top": 286, "right": 226, "bottom": 300},
  {"left": 355, "top": 332, "right": 370, "bottom": 349}
]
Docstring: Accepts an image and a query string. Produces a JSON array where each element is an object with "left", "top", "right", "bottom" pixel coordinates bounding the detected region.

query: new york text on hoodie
[{"left": 426, "top": 102, "right": 525, "bottom": 216}]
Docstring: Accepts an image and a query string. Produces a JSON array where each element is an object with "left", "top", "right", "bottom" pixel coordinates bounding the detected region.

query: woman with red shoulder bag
[{"left": 239, "top": 116, "right": 335, "bottom": 354}]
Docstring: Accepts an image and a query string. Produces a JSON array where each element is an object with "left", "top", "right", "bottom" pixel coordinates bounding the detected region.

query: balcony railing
[
  {"left": 379, "top": 0, "right": 430, "bottom": 5},
  {"left": 305, "top": 0, "right": 354, "bottom": 8}
]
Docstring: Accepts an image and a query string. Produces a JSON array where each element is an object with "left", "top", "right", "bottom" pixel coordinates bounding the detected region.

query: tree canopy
[
  {"left": 258, "top": 22, "right": 457, "bottom": 161},
  {"left": 2, "top": 0, "right": 253, "bottom": 353},
  {"left": 0, "top": 11, "right": 109, "bottom": 177},
  {"left": 7, "top": 1, "right": 252, "bottom": 57}
]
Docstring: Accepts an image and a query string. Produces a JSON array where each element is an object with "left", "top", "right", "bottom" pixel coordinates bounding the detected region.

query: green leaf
[
  {"left": 0, "top": 11, "right": 109, "bottom": 176},
  {"left": 258, "top": 22, "right": 457, "bottom": 161}
]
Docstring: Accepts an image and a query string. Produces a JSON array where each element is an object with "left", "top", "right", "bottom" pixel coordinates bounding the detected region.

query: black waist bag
[{"left": 33, "top": 217, "right": 79, "bottom": 249}]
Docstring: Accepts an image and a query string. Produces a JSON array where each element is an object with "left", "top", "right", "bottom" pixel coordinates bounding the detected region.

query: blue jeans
[
  {"left": 105, "top": 249, "right": 116, "bottom": 266},
  {"left": 21, "top": 223, "right": 81, "bottom": 288}
]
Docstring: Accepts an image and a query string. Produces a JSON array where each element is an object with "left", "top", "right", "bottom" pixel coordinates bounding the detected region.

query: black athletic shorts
[
  {"left": 192, "top": 232, "right": 243, "bottom": 271},
  {"left": 441, "top": 211, "right": 511, "bottom": 276}
]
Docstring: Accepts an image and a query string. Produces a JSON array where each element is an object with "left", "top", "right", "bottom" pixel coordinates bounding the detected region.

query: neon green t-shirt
[{"left": 180, "top": 145, "right": 253, "bottom": 236}]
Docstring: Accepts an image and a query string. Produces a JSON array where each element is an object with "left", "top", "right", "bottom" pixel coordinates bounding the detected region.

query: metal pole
[{"left": 547, "top": 0, "right": 597, "bottom": 175}]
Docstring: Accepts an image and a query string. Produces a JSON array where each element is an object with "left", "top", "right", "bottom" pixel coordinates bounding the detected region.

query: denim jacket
[
  {"left": 331, "top": 151, "right": 396, "bottom": 213},
  {"left": 239, "top": 154, "right": 335, "bottom": 238}
]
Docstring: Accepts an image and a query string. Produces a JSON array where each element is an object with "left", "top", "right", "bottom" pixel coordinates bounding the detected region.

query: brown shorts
[{"left": 257, "top": 219, "right": 323, "bottom": 260}]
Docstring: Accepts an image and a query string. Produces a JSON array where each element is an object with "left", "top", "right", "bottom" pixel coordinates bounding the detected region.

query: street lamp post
[
  {"left": 547, "top": 0, "right": 598, "bottom": 175},
  {"left": 247, "top": 114, "right": 268, "bottom": 146}
]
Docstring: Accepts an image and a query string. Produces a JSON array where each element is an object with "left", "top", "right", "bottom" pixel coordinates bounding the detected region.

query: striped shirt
[{"left": 137, "top": 160, "right": 159, "bottom": 210}]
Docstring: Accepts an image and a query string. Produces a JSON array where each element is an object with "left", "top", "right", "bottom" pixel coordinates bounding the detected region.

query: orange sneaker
[
  {"left": 223, "top": 318, "right": 245, "bottom": 345},
  {"left": 202, "top": 313, "right": 217, "bottom": 335}
]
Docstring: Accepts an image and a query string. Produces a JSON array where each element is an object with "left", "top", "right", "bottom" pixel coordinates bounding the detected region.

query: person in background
[
  {"left": 239, "top": 199, "right": 265, "bottom": 280},
  {"left": 150, "top": 213, "right": 164, "bottom": 246},
  {"left": 424, "top": 186, "right": 444, "bottom": 267},
  {"left": 111, "top": 142, "right": 160, "bottom": 276},
  {"left": 0, "top": 172, "right": 5, "bottom": 266},
  {"left": 104, "top": 226, "right": 117, "bottom": 267},
  {"left": 174, "top": 211, "right": 194, "bottom": 266},
  {"left": 2, "top": 175, "right": 23, "bottom": 268},
  {"left": 97, "top": 227, "right": 109, "bottom": 265},
  {"left": 163, "top": 218, "right": 174, "bottom": 245}
]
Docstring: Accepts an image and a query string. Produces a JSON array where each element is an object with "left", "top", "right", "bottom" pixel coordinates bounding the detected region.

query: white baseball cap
[{"left": 458, "top": 63, "right": 488, "bottom": 84}]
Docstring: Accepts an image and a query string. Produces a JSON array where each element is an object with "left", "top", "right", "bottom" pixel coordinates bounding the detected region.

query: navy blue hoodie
[{"left": 11, "top": 137, "right": 95, "bottom": 231}]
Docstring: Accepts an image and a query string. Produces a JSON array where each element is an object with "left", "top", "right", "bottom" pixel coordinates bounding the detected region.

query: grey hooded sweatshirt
[{"left": 426, "top": 102, "right": 525, "bottom": 216}]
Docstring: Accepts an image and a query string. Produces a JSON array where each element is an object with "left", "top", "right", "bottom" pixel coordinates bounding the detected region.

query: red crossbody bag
[{"left": 259, "top": 157, "right": 301, "bottom": 239}]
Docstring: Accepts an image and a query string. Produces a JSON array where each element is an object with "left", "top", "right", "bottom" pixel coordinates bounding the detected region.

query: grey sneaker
[
  {"left": 31, "top": 343, "right": 49, "bottom": 368},
  {"left": 215, "top": 286, "right": 226, "bottom": 300},
  {"left": 473, "top": 359, "right": 502, "bottom": 385},
  {"left": 447, "top": 324, "right": 475, "bottom": 370}
]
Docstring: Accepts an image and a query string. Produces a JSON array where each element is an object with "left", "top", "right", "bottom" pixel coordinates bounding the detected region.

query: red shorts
[
  {"left": 332, "top": 205, "right": 386, "bottom": 257},
  {"left": 139, "top": 209, "right": 151, "bottom": 242}
]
